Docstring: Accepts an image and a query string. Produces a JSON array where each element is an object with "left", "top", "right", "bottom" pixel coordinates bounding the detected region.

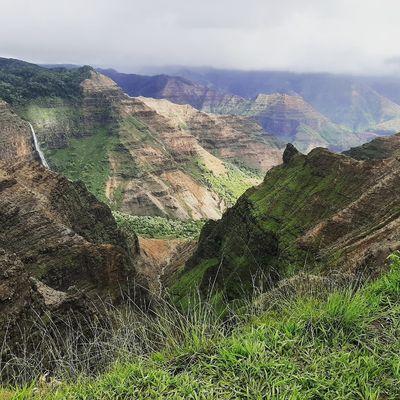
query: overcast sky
[{"left": 1, "top": 0, "right": 400, "bottom": 75}]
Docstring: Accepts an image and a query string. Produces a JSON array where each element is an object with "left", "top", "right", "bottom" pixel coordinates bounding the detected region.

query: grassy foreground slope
[{"left": 4, "top": 253, "right": 400, "bottom": 399}]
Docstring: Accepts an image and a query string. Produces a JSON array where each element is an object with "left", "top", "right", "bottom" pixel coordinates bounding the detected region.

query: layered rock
[
  {"left": 97, "top": 69, "right": 241, "bottom": 111},
  {"left": 159, "top": 67, "right": 400, "bottom": 133},
  {"left": 0, "top": 160, "right": 138, "bottom": 298},
  {"left": 210, "top": 93, "right": 365, "bottom": 153},
  {"left": 0, "top": 59, "right": 284, "bottom": 221},
  {"left": 0, "top": 100, "right": 37, "bottom": 162},
  {"left": 137, "top": 97, "right": 283, "bottom": 171},
  {"left": 20, "top": 69, "right": 283, "bottom": 220},
  {"left": 0, "top": 248, "right": 99, "bottom": 358},
  {"left": 181, "top": 135, "right": 400, "bottom": 301}
]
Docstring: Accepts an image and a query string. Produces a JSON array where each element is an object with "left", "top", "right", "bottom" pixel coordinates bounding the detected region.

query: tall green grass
[{"left": 3, "top": 253, "right": 400, "bottom": 399}]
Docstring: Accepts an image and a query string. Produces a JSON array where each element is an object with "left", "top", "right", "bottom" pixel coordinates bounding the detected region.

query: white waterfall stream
[{"left": 28, "top": 122, "right": 49, "bottom": 168}]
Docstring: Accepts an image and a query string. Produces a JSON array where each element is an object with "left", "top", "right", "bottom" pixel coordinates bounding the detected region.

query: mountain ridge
[
  {"left": 172, "top": 135, "right": 400, "bottom": 303},
  {"left": 0, "top": 58, "right": 284, "bottom": 220}
]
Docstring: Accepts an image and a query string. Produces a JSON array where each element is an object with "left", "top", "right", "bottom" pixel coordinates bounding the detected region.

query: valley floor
[{"left": 3, "top": 254, "right": 400, "bottom": 399}]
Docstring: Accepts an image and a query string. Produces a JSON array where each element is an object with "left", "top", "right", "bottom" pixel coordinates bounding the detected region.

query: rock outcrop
[
  {"left": 181, "top": 136, "right": 400, "bottom": 301},
  {"left": 0, "top": 160, "right": 138, "bottom": 298},
  {"left": 0, "top": 100, "right": 37, "bottom": 163},
  {"left": 0, "top": 248, "right": 99, "bottom": 357},
  {"left": 19, "top": 68, "right": 283, "bottom": 220}
]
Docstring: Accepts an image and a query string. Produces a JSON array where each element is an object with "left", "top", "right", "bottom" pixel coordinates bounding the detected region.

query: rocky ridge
[
  {"left": 21, "top": 69, "right": 284, "bottom": 220},
  {"left": 176, "top": 135, "right": 400, "bottom": 302}
]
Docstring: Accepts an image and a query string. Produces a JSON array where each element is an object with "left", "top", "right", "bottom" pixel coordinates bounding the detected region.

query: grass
[
  {"left": 186, "top": 158, "right": 261, "bottom": 206},
  {"left": 2, "top": 253, "right": 400, "bottom": 399},
  {"left": 46, "top": 127, "right": 117, "bottom": 203},
  {"left": 113, "top": 211, "right": 205, "bottom": 239},
  {"left": 183, "top": 148, "right": 377, "bottom": 303}
]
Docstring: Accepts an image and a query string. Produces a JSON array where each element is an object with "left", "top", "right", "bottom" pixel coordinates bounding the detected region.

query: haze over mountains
[{"left": 100, "top": 67, "right": 400, "bottom": 153}]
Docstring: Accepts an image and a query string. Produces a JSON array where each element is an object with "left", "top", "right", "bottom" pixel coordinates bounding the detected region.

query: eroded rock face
[
  {"left": 97, "top": 69, "right": 242, "bottom": 112},
  {"left": 0, "top": 248, "right": 106, "bottom": 372},
  {"left": 0, "top": 160, "right": 138, "bottom": 298},
  {"left": 24, "top": 71, "right": 283, "bottom": 220},
  {"left": 185, "top": 135, "right": 400, "bottom": 300},
  {"left": 0, "top": 100, "right": 37, "bottom": 162},
  {"left": 212, "top": 93, "right": 364, "bottom": 153},
  {"left": 137, "top": 97, "right": 284, "bottom": 172},
  {"left": 136, "top": 237, "right": 197, "bottom": 297}
]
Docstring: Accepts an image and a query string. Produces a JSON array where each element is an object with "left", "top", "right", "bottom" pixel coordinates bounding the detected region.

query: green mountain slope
[
  {"left": 0, "top": 58, "right": 284, "bottom": 220},
  {"left": 175, "top": 136, "right": 400, "bottom": 303}
]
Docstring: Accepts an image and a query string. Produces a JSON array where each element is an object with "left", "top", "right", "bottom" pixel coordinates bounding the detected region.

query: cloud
[{"left": 0, "top": 0, "right": 400, "bottom": 75}]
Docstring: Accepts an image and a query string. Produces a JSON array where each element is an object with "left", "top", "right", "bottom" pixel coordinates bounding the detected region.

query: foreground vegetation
[
  {"left": 113, "top": 211, "right": 205, "bottom": 239},
  {"left": 2, "top": 253, "right": 400, "bottom": 399}
]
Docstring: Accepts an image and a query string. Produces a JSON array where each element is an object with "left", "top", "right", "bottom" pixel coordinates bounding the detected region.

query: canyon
[
  {"left": 175, "top": 136, "right": 400, "bottom": 303},
  {"left": 12, "top": 63, "right": 283, "bottom": 220},
  {"left": 1, "top": 57, "right": 400, "bottom": 336},
  {"left": 103, "top": 68, "right": 400, "bottom": 153}
]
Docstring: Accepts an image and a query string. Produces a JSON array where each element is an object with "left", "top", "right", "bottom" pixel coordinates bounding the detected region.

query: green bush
[{"left": 113, "top": 211, "right": 205, "bottom": 239}]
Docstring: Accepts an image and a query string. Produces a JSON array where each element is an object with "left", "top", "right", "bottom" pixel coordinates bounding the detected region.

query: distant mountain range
[
  {"left": 99, "top": 67, "right": 400, "bottom": 151},
  {"left": 2, "top": 57, "right": 400, "bottom": 221},
  {"left": 0, "top": 58, "right": 283, "bottom": 221},
  {"left": 145, "top": 67, "right": 400, "bottom": 129}
]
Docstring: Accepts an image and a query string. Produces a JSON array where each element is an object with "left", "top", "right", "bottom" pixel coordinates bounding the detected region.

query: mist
[{"left": 1, "top": 0, "right": 400, "bottom": 75}]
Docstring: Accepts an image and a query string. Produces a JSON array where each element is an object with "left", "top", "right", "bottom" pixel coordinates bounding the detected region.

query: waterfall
[{"left": 28, "top": 122, "right": 49, "bottom": 168}]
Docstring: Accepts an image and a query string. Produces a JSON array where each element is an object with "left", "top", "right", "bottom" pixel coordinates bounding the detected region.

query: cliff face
[
  {"left": 18, "top": 68, "right": 283, "bottom": 220},
  {"left": 97, "top": 69, "right": 240, "bottom": 111},
  {"left": 0, "top": 160, "right": 154, "bottom": 353},
  {"left": 159, "top": 67, "right": 400, "bottom": 133},
  {"left": 0, "top": 248, "right": 102, "bottom": 358},
  {"left": 101, "top": 68, "right": 400, "bottom": 153},
  {"left": 0, "top": 100, "right": 37, "bottom": 162},
  {"left": 210, "top": 93, "right": 367, "bottom": 153},
  {"left": 180, "top": 135, "right": 400, "bottom": 301},
  {"left": 137, "top": 97, "right": 283, "bottom": 171},
  {"left": 0, "top": 160, "right": 138, "bottom": 298}
]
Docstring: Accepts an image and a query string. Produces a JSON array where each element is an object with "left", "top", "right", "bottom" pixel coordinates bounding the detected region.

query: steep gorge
[
  {"left": 173, "top": 135, "right": 400, "bottom": 303},
  {"left": 15, "top": 65, "right": 284, "bottom": 220}
]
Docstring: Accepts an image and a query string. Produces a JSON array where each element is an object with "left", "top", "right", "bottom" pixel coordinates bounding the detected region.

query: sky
[{"left": 1, "top": 0, "right": 400, "bottom": 75}]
